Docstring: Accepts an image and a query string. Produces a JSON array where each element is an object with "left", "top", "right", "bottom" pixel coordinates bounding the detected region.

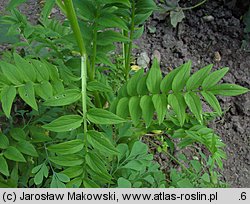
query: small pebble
[
  {"left": 203, "top": 15, "right": 215, "bottom": 22},
  {"left": 214, "top": 51, "right": 221, "bottom": 62}
]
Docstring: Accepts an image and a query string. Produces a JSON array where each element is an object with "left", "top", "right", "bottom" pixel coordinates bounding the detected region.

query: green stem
[
  {"left": 125, "top": 1, "right": 136, "bottom": 80},
  {"left": 81, "top": 55, "right": 87, "bottom": 120},
  {"left": 44, "top": 144, "right": 55, "bottom": 173},
  {"left": 63, "top": 0, "right": 86, "bottom": 56},
  {"left": 182, "top": 0, "right": 207, "bottom": 11},
  {"left": 62, "top": 0, "right": 89, "bottom": 169},
  {"left": 122, "top": 30, "right": 129, "bottom": 75},
  {"left": 91, "top": 27, "right": 97, "bottom": 81},
  {"left": 81, "top": 55, "right": 88, "bottom": 155}
]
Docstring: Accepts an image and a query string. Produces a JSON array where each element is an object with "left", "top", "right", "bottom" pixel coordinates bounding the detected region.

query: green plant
[
  {"left": 0, "top": 0, "right": 249, "bottom": 188},
  {"left": 160, "top": 0, "right": 207, "bottom": 27},
  {"left": 110, "top": 60, "right": 248, "bottom": 172},
  {"left": 169, "top": 151, "right": 228, "bottom": 188}
]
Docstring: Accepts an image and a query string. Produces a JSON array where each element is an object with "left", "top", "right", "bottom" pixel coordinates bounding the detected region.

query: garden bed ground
[
  {"left": 136, "top": 0, "right": 250, "bottom": 187},
  {"left": 0, "top": 0, "right": 249, "bottom": 187}
]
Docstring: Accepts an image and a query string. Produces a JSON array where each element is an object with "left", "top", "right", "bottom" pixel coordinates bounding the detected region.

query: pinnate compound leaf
[
  {"left": 42, "top": 115, "right": 83, "bottom": 132},
  {"left": 202, "top": 67, "right": 229, "bottom": 89},
  {"left": 208, "top": 84, "right": 249, "bottom": 96},
  {"left": 85, "top": 152, "right": 110, "bottom": 178},
  {"left": 0, "top": 155, "right": 9, "bottom": 176},
  {"left": 35, "top": 81, "right": 53, "bottom": 100},
  {"left": 1, "top": 86, "right": 16, "bottom": 118},
  {"left": 74, "top": 0, "right": 95, "bottom": 20},
  {"left": 109, "top": 98, "right": 119, "bottom": 113},
  {"left": 135, "top": 13, "right": 152, "bottom": 25},
  {"left": 172, "top": 61, "right": 191, "bottom": 92},
  {"left": 133, "top": 26, "right": 144, "bottom": 40},
  {"left": 34, "top": 169, "right": 43, "bottom": 185},
  {"left": 40, "top": 0, "right": 56, "bottom": 21},
  {"left": 62, "top": 166, "right": 83, "bottom": 179},
  {"left": 160, "top": 66, "right": 181, "bottom": 94},
  {"left": 13, "top": 53, "right": 36, "bottom": 82},
  {"left": 146, "top": 59, "right": 162, "bottom": 94},
  {"left": 48, "top": 139, "right": 84, "bottom": 155},
  {"left": 0, "top": 61, "right": 23, "bottom": 85},
  {"left": 129, "top": 96, "right": 142, "bottom": 126},
  {"left": 18, "top": 82, "right": 38, "bottom": 110},
  {"left": 50, "top": 174, "right": 66, "bottom": 188},
  {"left": 31, "top": 59, "right": 50, "bottom": 82},
  {"left": 116, "top": 97, "right": 129, "bottom": 119},
  {"left": 32, "top": 164, "right": 43, "bottom": 174},
  {"left": 87, "top": 108, "right": 125, "bottom": 125},
  {"left": 87, "top": 81, "right": 112, "bottom": 92},
  {"left": 201, "top": 91, "right": 222, "bottom": 115},
  {"left": 137, "top": 74, "right": 149, "bottom": 95},
  {"left": 4, "top": 146, "right": 26, "bottom": 162},
  {"left": 49, "top": 155, "right": 84, "bottom": 167},
  {"left": 97, "top": 14, "right": 128, "bottom": 31},
  {"left": 127, "top": 69, "right": 144, "bottom": 96},
  {"left": 140, "top": 95, "right": 154, "bottom": 128},
  {"left": 186, "top": 64, "right": 213, "bottom": 91},
  {"left": 87, "top": 130, "right": 118, "bottom": 156},
  {"left": 152, "top": 94, "right": 167, "bottom": 124},
  {"left": 56, "top": 173, "right": 70, "bottom": 183},
  {"left": 66, "top": 179, "right": 81, "bottom": 188},
  {"left": 118, "top": 83, "right": 128, "bottom": 98},
  {"left": 136, "top": 0, "right": 156, "bottom": 14},
  {"left": 97, "top": 30, "right": 130, "bottom": 46},
  {"left": 43, "top": 89, "right": 81, "bottom": 106},
  {"left": 83, "top": 179, "right": 99, "bottom": 188},
  {"left": 51, "top": 80, "right": 65, "bottom": 94},
  {"left": 184, "top": 92, "right": 203, "bottom": 124},
  {"left": 168, "top": 93, "right": 186, "bottom": 127}
]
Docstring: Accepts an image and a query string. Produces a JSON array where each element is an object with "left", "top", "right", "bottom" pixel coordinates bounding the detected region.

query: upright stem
[
  {"left": 63, "top": 0, "right": 86, "bottom": 56},
  {"left": 63, "top": 0, "right": 88, "bottom": 155},
  {"left": 81, "top": 55, "right": 88, "bottom": 154},
  {"left": 125, "top": 1, "right": 136, "bottom": 80},
  {"left": 122, "top": 30, "right": 129, "bottom": 75},
  {"left": 91, "top": 26, "right": 97, "bottom": 81}
]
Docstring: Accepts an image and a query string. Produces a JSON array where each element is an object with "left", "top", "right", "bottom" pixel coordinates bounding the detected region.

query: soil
[
  {"left": 0, "top": 0, "right": 249, "bottom": 187},
  {"left": 136, "top": 0, "right": 250, "bottom": 187}
]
